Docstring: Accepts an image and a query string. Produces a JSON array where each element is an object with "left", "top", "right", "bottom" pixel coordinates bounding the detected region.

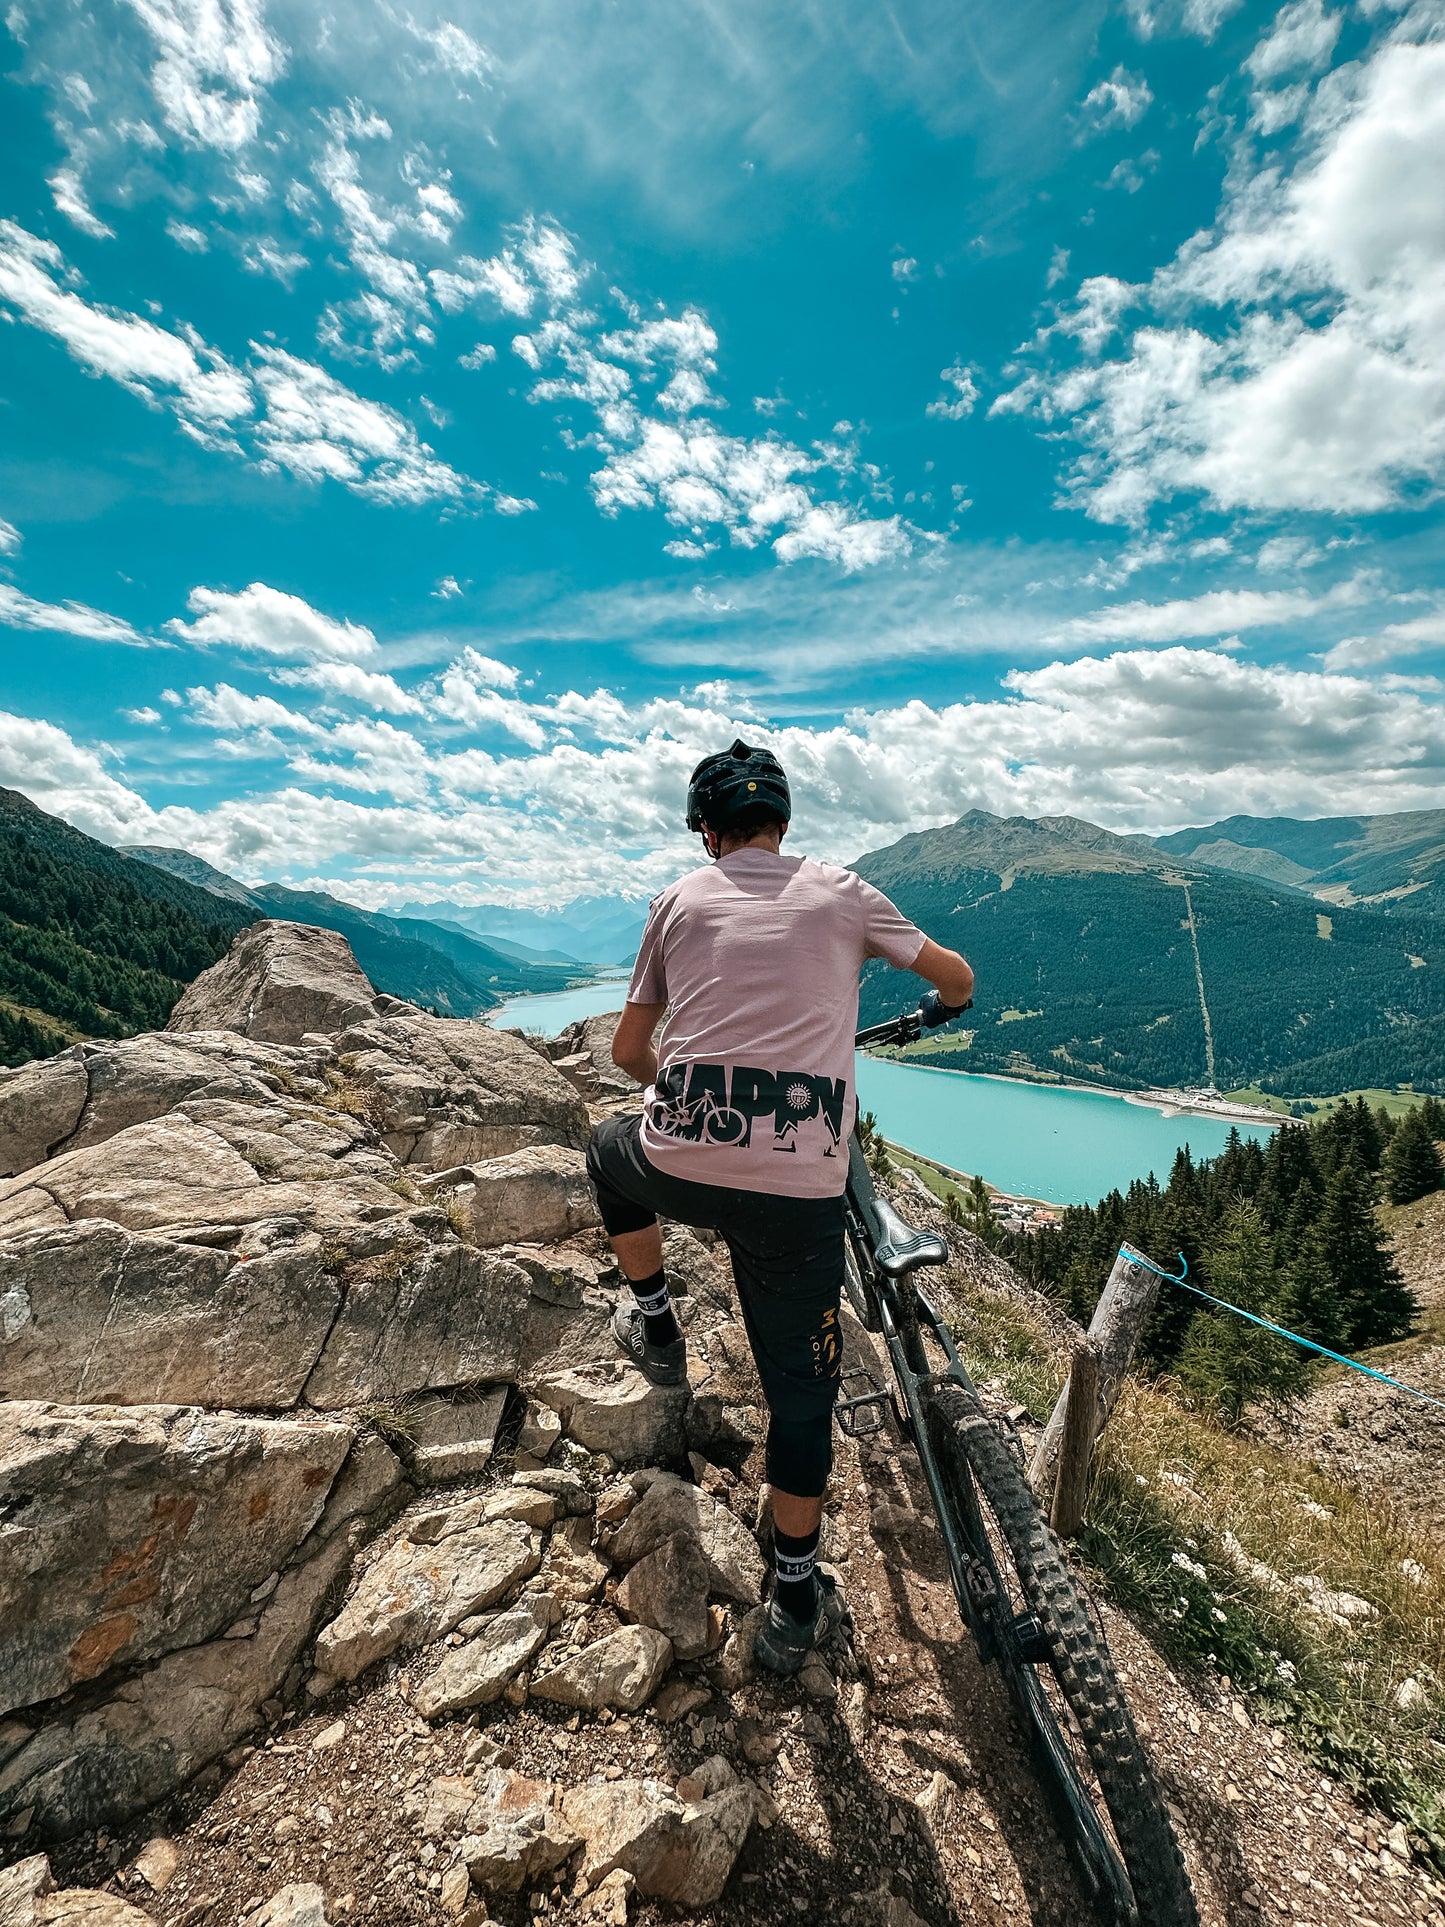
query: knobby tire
[{"left": 920, "top": 1375, "right": 1199, "bottom": 1927}]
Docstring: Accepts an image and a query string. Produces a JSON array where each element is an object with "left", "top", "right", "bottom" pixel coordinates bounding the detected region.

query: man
[{"left": 585, "top": 740, "right": 974, "bottom": 1674}]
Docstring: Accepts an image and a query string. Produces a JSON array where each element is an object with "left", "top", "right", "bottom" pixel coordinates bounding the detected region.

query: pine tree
[
  {"left": 1314, "top": 1159, "right": 1416, "bottom": 1347},
  {"left": 1418, "top": 1095, "right": 1445, "bottom": 1139},
  {"left": 1176, "top": 1201, "right": 1308, "bottom": 1425},
  {"left": 1383, "top": 1105, "right": 1445, "bottom": 1205},
  {"left": 1280, "top": 1225, "right": 1349, "bottom": 1352}
]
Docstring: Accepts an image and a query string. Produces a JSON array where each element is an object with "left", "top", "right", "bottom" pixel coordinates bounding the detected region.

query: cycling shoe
[
  {"left": 753, "top": 1570, "right": 847, "bottom": 1677},
  {"left": 611, "top": 1302, "right": 687, "bottom": 1388}
]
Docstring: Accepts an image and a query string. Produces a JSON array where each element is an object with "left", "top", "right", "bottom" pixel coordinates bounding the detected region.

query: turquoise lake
[{"left": 489, "top": 980, "right": 1275, "bottom": 1207}]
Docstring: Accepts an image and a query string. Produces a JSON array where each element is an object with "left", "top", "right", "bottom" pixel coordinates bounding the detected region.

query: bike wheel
[{"left": 921, "top": 1375, "right": 1198, "bottom": 1927}]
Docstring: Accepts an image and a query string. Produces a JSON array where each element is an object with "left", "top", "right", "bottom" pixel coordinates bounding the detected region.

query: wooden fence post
[
  {"left": 1030, "top": 1246, "right": 1163, "bottom": 1512},
  {"left": 1048, "top": 1340, "right": 1101, "bottom": 1538}
]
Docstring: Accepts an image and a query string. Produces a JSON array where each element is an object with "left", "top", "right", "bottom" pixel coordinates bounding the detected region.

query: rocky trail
[{"left": 1, "top": 920, "right": 1440, "bottom": 1927}]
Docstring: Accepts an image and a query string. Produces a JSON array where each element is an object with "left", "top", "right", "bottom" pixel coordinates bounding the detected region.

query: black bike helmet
[{"left": 686, "top": 738, "right": 792, "bottom": 835}]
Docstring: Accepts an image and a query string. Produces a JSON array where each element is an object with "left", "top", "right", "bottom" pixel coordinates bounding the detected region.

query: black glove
[{"left": 920, "top": 989, "right": 972, "bottom": 1030}]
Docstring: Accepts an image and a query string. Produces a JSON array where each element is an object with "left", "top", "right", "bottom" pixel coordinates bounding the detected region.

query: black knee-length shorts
[{"left": 586, "top": 1112, "right": 845, "bottom": 1423}]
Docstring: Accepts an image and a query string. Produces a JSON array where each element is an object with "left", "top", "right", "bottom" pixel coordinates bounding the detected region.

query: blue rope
[{"left": 1116, "top": 1243, "right": 1445, "bottom": 1415}]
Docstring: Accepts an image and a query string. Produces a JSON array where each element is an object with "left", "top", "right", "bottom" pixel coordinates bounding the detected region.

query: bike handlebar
[{"left": 855, "top": 996, "right": 973, "bottom": 1050}]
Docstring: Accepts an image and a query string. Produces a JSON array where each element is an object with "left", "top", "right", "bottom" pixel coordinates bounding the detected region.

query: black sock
[
  {"left": 628, "top": 1266, "right": 681, "bottom": 1348},
  {"left": 774, "top": 1525, "right": 820, "bottom": 1623}
]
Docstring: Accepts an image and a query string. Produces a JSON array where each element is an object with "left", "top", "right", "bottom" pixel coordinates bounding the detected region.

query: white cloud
[
  {"left": 1007, "top": 25, "right": 1445, "bottom": 523},
  {"left": 432, "top": 575, "right": 463, "bottom": 599},
  {"left": 404, "top": 15, "right": 492, "bottom": 82},
  {"left": 1061, "top": 581, "right": 1362, "bottom": 644},
  {"left": 0, "top": 219, "right": 253, "bottom": 444},
  {"left": 14, "top": 641, "right": 1445, "bottom": 902},
  {"left": 1079, "top": 66, "right": 1153, "bottom": 134},
  {"left": 1245, "top": 0, "right": 1342, "bottom": 82},
  {"left": 121, "top": 0, "right": 286, "bottom": 151},
  {"left": 272, "top": 660, "right": 425, "bottom": 714},
  {"left": 892, "top": 257, "right": 918, "bottom": 282},
  {"left": 242, "top": 239, "right": 306, "bottom": 284},
  {"left": 124, "top": 705, "right": 163, "bottom": 723},
  {"left": 0, "top": 519, "right": 20, "bottom": 555},
  {"left": 1320, "top": 611, "right": 1445, "bottom": 669},
  {"left": 165, "top": 218, "right": 210, "bottom": 251},
  {"left": 0, "top": 582, "right": 146, "bottom": 646},
  {"left": 927, "top": 362, "right": 979, "bottom": 421},
  {"left": 48, "top": 168, "right": 114, "bottom": 239},
  {"left": 167, "top": 582, "right": 377, "bottom": 661}
]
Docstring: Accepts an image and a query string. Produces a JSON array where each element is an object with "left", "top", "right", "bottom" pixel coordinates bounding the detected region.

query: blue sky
[{"left": 1, "top": 0, "right": 1443, "bottom": 908}]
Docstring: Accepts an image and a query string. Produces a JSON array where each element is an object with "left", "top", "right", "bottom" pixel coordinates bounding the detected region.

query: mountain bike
[{"left": 838, "top": 1004, "right": 1199, "bottom": 1927}]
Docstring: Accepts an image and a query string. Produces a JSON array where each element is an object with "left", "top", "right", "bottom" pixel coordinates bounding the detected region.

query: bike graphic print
[{"left": 648, "top": 1060, "right": 849, "bottom": 1159}]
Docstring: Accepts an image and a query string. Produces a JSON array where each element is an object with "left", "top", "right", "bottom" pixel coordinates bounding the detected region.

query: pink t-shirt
[{"left": 627, "top": 849, "right": 926, "bottom": 1198}]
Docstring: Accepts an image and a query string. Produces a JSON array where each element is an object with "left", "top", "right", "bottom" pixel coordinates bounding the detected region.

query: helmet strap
[{"left": 702, "top": 825, "right": 722, "bottom": 860}]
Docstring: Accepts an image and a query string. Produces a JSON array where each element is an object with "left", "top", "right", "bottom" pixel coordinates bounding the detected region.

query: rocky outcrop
[
  {"left": 0, "top": 1402, "right": 355, "bottom": 1715},
  {"left": 167, "top": 921, "right": 383, "bottom": 1043},
  {"left": 0, "top": 920, "right": 768, "bottom": 1879},
  {"left": 330, "top": 1014, "right": 591, "bottom": 1163}
]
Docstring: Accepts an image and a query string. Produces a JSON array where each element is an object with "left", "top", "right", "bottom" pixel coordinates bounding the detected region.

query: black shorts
[{"left": 586, "top": 1113, "right": 844, "bottom": 1423}]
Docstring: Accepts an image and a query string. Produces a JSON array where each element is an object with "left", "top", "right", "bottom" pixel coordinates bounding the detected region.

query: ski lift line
[
  {"left": 1179, "top": 883, "right": 1217, "bottom": 1092},
  {"left": 1118, "top": 1243, "right": 1445, "bottom": 1413}
]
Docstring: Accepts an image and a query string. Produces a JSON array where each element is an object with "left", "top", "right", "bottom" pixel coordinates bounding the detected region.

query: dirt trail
[{"left": 49, "top": 1227, "right": 1443, "bottom": 1927}]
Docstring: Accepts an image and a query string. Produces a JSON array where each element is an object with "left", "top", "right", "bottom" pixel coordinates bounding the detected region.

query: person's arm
[
  {"left": 910, "top": 937, "right": 975, "bottom": 1011},
  {"left": 612, "top": 1001, "right": 666, "bottom": 1086}
]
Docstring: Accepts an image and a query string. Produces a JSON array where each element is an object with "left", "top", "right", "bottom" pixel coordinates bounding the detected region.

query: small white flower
[{"left": 1171, "top": 1551, "right": 1208, "bottom": 1582}]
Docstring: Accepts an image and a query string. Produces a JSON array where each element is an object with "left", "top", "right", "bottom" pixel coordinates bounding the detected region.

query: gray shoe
[
  {"left": 753, "top": 1570, "right": 847, "bottom": 1677},
  {"left": 611, "top": 1302, "right": 687, "bottom": 1388}
]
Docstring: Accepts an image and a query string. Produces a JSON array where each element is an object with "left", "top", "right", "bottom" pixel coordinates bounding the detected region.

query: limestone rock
[
  {"left": 458, "top": 1769, "right": 580, "bottom": 1894},
  {"left": 0, "top": 1221, "right": 341, "bottom": 1410},
  {"left": 129, "top": 1837, "right": 179, "bottom": 1892},
  {"left": 31, "top": 1893, "right": 155, "bottom": 1927},
  {"left": 444, "top": 1146, "right": 600, "bottom": 1248},
  {"left": 253, "top": 1884, "right": 331, "bottom": 1927},
  {"left": 560, "top": 1755, "right": 755, "bottom": 1906},
  {"left": 0, "top": 1053, "right": 88, "bottom": 1179},
  {"left": 606, "top": 1473, "right": 765, "bottom": 1606},
  {"left": 615, "top": 1530, "right": 711, "bottom": 1659},
  {"left": 329, "top": 1014, "right": 590, "bottom": 1166},
  {"left": 0, "top": 1855, "right": 53, "bottom": 1926},
  {"left": 512, "top": 1467, "right": 591, "bottom": 1516},
  {"left": 65, "top": 1037, "right": 267, "bottom": 1156},
  {"left": 532, "top": 1363, "right": 688, "bottom": 1465},
  {"left": 538, "top": 1514, "right": 608, "bottom": 1604},
  {"left": 0, "top": 1432, "right": 402, "bottom": 1840},
  {"left": 409, "top": 1389, "right": 510, "bottom": 1484},
  {"left": 410, "top": 1595, "right": 555, "bottom": 1719},
  {"left": 517, "top": 1400, "right": 562, "bottom": 1460},
  {"left": 0, "top": 1401, "right": 354, "bottom": 1716},
  {"left": 168, "top": 920, "right": 382, "bottom": 1044},
  {"left": 314, "top": 1520, "right": 541, "bottom": 1682},
  {"left": 302, "top": 1239, "right": 608, "bottom": 1411},
  {"left": 0, "top": 1117, "right": 406, "bottom": 1241},
  {"left": 530, "top": 1625, "right": 672, "bottom": 1713}
]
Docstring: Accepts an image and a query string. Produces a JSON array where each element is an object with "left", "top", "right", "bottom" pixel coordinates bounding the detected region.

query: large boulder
[
  {"left": 0, "top": 1401, "right": 355, "bottom": 1716},
  {"left": 168, "top": 921, "right": 383, "bottom": 1044},
  {"left": 331, "top": 1015, "right": 590, "bottom": 1165},
  {"left": 0, "top": 1117, "right": 407, "bottom": 1241},
  {"left": 436, "top": 1146, "right": 600, "bottom": 1248},
  {"left": 313, "top": 1516, "right": 542, "bottom": 1683},
  {"left": 0, "top": 1053, "right": 89, "bottom": 1180},
  {"left": 560, "top": 1755, "right": 756, "bottom": 1905},
  {"left": 0, "top": 1222, "right": 342, "bottom": 1409},
  {"left": 529, "top": 1625, "right": 672, "bottom": 1713},
  {"left": 0, "top": 1434, "right": 405, "bottom": 1841},
  {"left": 606, "top": 1472, "right": 766, "bottom": 1606},
  {"left": 301, "top": 1232, "right": 611, "bottom": 1410},
  {"left": 533, "top": 1364, "right": 689, "bottom": 1465}
]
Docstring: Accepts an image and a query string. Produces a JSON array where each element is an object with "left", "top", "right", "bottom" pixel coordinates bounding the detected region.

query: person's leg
[
  {"left": 720, "top": 1194, "right": 846, "bottom": 1659},
  {"left": 585, "top": 1115, "right": 725, "bottom": 1367}
]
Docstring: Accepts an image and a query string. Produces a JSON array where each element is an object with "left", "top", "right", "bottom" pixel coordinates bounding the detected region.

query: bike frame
[{"left": 845, "top": 1014, "right": 1136, "bottom": 1921}]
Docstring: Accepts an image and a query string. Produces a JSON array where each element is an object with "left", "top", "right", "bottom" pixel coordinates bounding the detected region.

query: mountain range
[
  {"left": 853, "top": 811, "right": 1445, "bottom": 1097},
  {"left": 0, "top": 791, "right": 588, "bottom": 1066}
]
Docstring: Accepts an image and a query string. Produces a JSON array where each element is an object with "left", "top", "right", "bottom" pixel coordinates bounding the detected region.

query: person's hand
[{"left": 920, "top": 988, "right": 972, "bottom": 1030}]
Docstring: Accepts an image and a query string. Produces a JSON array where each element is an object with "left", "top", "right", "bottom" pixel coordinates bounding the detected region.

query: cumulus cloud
[
  {"left": 1245, "top": 0, "right": 1342, "bottom": 83},
  {"left": 49, "top": 167, "right": 114, "bottom": 238},
  {"left": 926, "top": 362, "right": 979, "bottom": 421},
  {"left": 16, "top": 642, "right": 1445, "bottom": 902},
  {"left": 0, "top": 519, "right": 21, "bottom": 555},
  {"left": 1079, "top": 66, "right": 1153, "bottom": 134},
  {"left": 0, "top": 582, "right": 147, "bottom": 646},
  {"left": 1003, "top": 22, "right": 1445, "bottom": 524},
  {"left": 166, "top": 582, "right": 378, "bottom": 660},
  {"left": 1320, "top": 610, "right": 1445, "bottom": 670},
  {"left": 272, "top": 661, "right": 424, "bottom": 714},
  {"left": 122, "top": 0, "right": 286, "bottom": 151}
]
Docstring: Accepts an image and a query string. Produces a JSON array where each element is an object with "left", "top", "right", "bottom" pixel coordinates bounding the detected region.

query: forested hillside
[
  {"left": 855, "top": 812, "right": 1445, "bottom": 1094},
  {"left": 0, "top": 789, "right": 252, "bottom": 1065}
]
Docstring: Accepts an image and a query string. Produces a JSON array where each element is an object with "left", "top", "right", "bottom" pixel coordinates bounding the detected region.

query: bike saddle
[{"left": 871, "top": 1198, "right": 949, "bottom": 1278}]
